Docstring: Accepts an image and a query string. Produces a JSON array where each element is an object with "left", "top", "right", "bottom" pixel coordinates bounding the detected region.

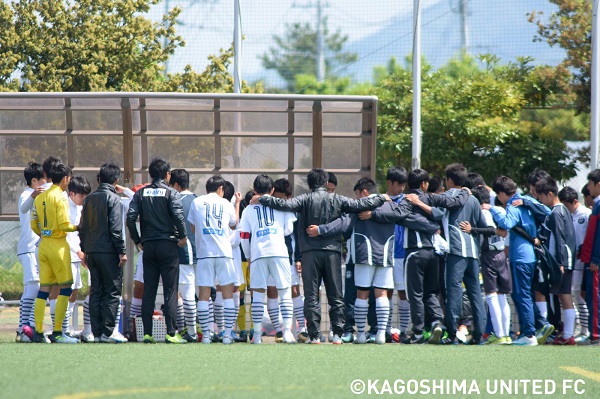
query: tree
[
  {"left": 260, "top": 20, "right": 358, "bottom": 92},
  {"left": 529, "top": 1, "right": 591, "bottom": 112}
]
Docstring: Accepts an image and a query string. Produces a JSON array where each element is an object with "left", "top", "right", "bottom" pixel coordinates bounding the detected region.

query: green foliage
[{"left": 294, "top": 74, "right": 352, "bottom": 95}]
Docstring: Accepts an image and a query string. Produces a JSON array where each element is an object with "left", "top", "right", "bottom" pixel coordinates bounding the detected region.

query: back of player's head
[
  {"left": 582, "top": 184, "right": 591, "bottom": 198},
  {"left": 327, "top": 171, "right": 338, "bottom": 187},
  {"left": 445, "top": 163, "right": 468, "bottom": 187},
  {"left": 386, "top": 166, "right": 408, "bottom": 185},
  {"left": 465, "top": 173, "right": 486, "bottom": 189},
  {"left": 535, "top": 177, "right": 558, "bottom": 196},
  {"left": 68, "top": 176, "right": 91, "bottom": 195},
  {"left": 223, "top": 181, "right": 235, "bottom": 200},
  {"left": 588, "top": 169, "right": 600, "bottom": 185},
  {"left": 528, "top": 169, "right": 550, "bottom": 187},
  {"left": 98, "top": 162, "right": 121, "bottom": 184},
  {"left": 558, "top": 186, "right": 578, "bottom": 203},
  {"left": 42, "top": 156, "right": 62, "bottom": 178},
  {"left": 253, "top": 174, "right": 273, "bottom": 195},
  {"left": 307, "top": 168, "right": 328, "bottom": 190},
  {"left": 169, "top": 168, "right": 189, "bottom": 190},
  {"left": 492, "top": 176, "right": 517, "bottom": 196},
  {"left": 50, "top": 163, "right": 72, "bottom": 184},
  {"left": 24, "top": 162, "right": 44, "bottom": 186},
  {"left": 148, "top": 157, "right": 170, "bottom": 180},
  {"left": 353, "top": 177, "right": 377, "bottom": 194},
  {"left": 206, "top": 175, "right": 225, "bottom": 193},
  {"left": 427, "top": 176, "right": 443, "bottom": 193},
  {"left": 244, "top": 190, "right": 254, "bottom": 207},
  {"left": 273, "top": 178, "right": 292, "bottom": 197},
  {"left": 471, "top": 186, "right": 490, "bottom": 205},
  {"left": 407, "top": 169, "right": 429, "bottom": 190}
]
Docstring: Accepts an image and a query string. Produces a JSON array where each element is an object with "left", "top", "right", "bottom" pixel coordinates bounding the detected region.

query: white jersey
[
  {"left": 188, "top": 193, "right": 237, "bottom": 259},
  {"left": 66, "top": 198, "right": 82, "bottom": 261},
  {"left": 18, "top": 188, "right": 39, "bottom": 255},
  {"left": 239, "top": 202, "right": 296, "bottom": 262},
  {"left": 571, "top": 204, "right": 591, "bottom": 270}
]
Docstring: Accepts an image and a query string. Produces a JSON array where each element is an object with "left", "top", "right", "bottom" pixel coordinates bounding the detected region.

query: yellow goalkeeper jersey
[{"left": 31, "top": 184, "right": 77, "bottom": 239}]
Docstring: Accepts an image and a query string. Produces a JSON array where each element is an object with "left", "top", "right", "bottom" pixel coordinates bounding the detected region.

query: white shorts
[
  {"left": 234, "top": 259, "right": 244, "bottom": 287},
  {"left": 134, "top": 251, "right": 144, "bottom": 283},
  {"left": 19, "top": 252, "right": 39, "bottom": 284},
  {"left": 355, "top": 264, "right": 394, "bottom": 290},
  {"left": 71, "top": 262, "right": 82, "bottom": 290},
  {"left": 393, "top": 257, "right": 406, "bottom": 291},
  {"left": 179, "top": 264, "right": 196, "bottom": 285},
  {"left": 572, "top": 269, "right": 584, "bottom": 293},
  {"left": 268, "top": 262, "right": 300, "bottom": 286},
  {"left": 196, "top": 257, "right": 237, "bottom": 287},
  {"left": 251, "top": 257, "right": 292, "bottom": 290}
]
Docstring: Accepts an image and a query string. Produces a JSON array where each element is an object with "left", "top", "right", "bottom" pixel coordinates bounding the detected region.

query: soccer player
[
  {"left": 30, "top": 162, "right": 79, "bottom": 344},
  {"left": 559, "top": 186, "right": 591, "bottom": 342},
  {"left": 15, "top": 163, "right": 46, "bottom": 342},
  {"left": 169, "top": 168, "right": 198, "bottom": 342},
  {"left": 126, "top": 158, "right": 188, "bottom": 344},
  {"left": 240, "top": 174, "right": 297, "bottom": 344},
  {"left": 189, "top": 175, "right": 241, "bottom": 344}
]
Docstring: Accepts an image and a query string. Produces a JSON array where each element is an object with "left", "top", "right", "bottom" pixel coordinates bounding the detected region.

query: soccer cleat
[
  {"left": 328, "top": 330, "right": 334, "bottom": 343},
  {"left": 80, "top": 332, "right": 95, "bottom": 343},
  {"left": 51, "top": 332, "right": 79, "bottom": 344},
  {"left": 222, "top": 332, "right": 234, "bottom": 345},
  {"left": 428, "top": 322, "right": 443, "bottom": 345},
  {"left": 366, "top": 332, "right": 376, "bottom": 344},
  {"left": 252, "top": 331, "right": 262, "bottom": 344},
  {"left": 553, "top": 336, "right": 576, "bottom": 346},
  {"left": 32, "top": 331, "right": 50, "bottom": 344},
  {"left": 297, "top": 331, "right": 310, "bottom": 343},
  {"left": 485, "top": 334, "right": 502, "bottom": 345},
  {"left": 536, "top": 324, "right": 555, "bottom": 345},
  {"left": 201, "top": 336, "right": 212, "bottom": 344},
  {"left": 341, "top": 332, "right": 354, "bottom": 343},
  {"left": 143, "top": 334, "right": 156, "bottom": 344},
  {"left": 307, "top": 337, "right": 321, "bottom": 344},
  {"left": 101, "top": 332, "right": 128, "bottom": 344},
  {"left": 331, "top": 334, "right": 342, "bottom": 345},
  {"left": 409, "top": 334, "right": 426, "bottom": 344},
  {"left": 455, "top": 325, "right": 470, "bottom": 344},
  {"left": 235, "top": 330, "right": 247, "bottom": 343},
  {"left": 22, "top": 325, "right": 34, "bottom": 340},
  {"left": 182, "top": 332, "right": 198, "bottom": 343},
  {"left": 440, "top": 336, "right": 458, "bottom": 345},
  {"left": 355, "top": 332, "right": 367, "bottom": 344},
  {"left": 230, "top": 330, "right": 241, "bottom": 342},
  {"left": 375, "top": 331, "right": 386, "bottom": 345},
  {"left": 499, "top": 336, "right": 512, "bottom": 345},
  {"left": 512, "top": 335, "right": 538, "bottom": 346},
  {"left": 282, "top": 330, "right": 296, "bottom": 344},
  {"left": 16, "top": 332, "right": 31, "bottom": 343},
  {"left": 165, "top": 333, "right": 187, "bottom": 344},
  {"left": 216, "top": 331, "right": 224, "bottom": 343},
  {"left": 274, "top": 330, "right": 283, "bottom": 343}
]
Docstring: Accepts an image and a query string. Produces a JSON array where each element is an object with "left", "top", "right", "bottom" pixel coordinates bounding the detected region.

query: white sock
[
  {"left": 82, "top": 295, "right": 91, "bottom": 335},
  {"left": 223, "top": 298, "right": 235, "bottom": 336},
  {"left": 398, "top": 299, "right": 410, "bottom": 332},
  {"left": 498, "top": 294, "right": 511, "bottom": 337},
  {"left": 50, "top": 299, "right": 57, "bottom": 326},
  {"left": 563, "top": 308, "right": 576, "bottom": 339},
  {"left": 486, "top": 293, "right": 504, "bottom": 337},
  {"left": 251, "top": 292, "right": 265, "bottom": 337},
  {"left": 375, "top": 296, "right": 390, "bottom": 333},
  {"left": 197, "top": 301, "right": 211, "bottom": 336},
  {"left": 278, "top": 288, "right": 293, "bottom": 331},
  {"left": 355, "top": 298, "right": 369, "bottom": 333},
  {"left": 292, "top": 295, "right": 305, "bottom": 331},
  {"left": 233, "top": 291, "right": 240, "bottom": 330},
  {"left": 214, "top": 292, "right": 224, "bottom": 332},
  {"left": 131, "top": 297, "right": 142, "bottom": 318},
  {"left": 267, "top": 297, "right": 282, "bottom": 332},
  {"left": 536, "top": 301, "right": 548, "bottom": 319}
]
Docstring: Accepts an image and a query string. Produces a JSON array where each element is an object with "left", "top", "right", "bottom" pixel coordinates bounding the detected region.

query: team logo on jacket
[
  {"left": 346, "top": 270, "right": 353, "bottom": 279},
  {"left": 143, "top": 188, "right": 166, "bottom": 197},
  {"left": 578, "top": 217, "right": 586, "bottom": 224}
]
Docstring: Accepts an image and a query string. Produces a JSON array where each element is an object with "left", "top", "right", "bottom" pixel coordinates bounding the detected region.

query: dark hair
[
  {"left": 494, "top": 196, "right": 503, "bottom": 207},
  {"left": 407, "top": 169, "right": 429, "bottom": 190},
  {"left": 353, "top": 177, "right": 377, "bottom": 194},
  {"left": 327, "top": 171, "right": 338, "bottom": 186},
  {"left": 206, "top": 175, "right": 226, "bottom": 193},
  {"left": 223, "top": 181, "right": 235, "bottom": 200},
  {"left": 169, "top": 168, "right": 189, "bottom": 190},
  {"left": 273, "top": 178, "right": 292, "bottom": 197},
  {"left": 535, "top": 178, "right": 558, "bottom": 196},
  {"left": 50, "top": 163, "right": 72, "bottom": 184},
  {"left": 558, "top": 186, "right": 578, "bottom": 203},
  {"left": 98, "top": 162, "right": 121, "bottom": 184},
  {"left": 24, "top": 162, "right": 44, "bottom": 186},
  {"left": 445, "top": 163, "right": 468, "bottom": 187},
  {"left": 527, "top": 169, "right": 551, "bottom": 187},
  {"left": 582, "top": 184, "right": 591, "bottom": 198},
  {"left": 307, "top": 168, "right": 328, "bottom": 190},
  {"left": 42, "top": 156, "right": 62, "bottom": 179},
  {"left": 492, "top": 176, "right": 517, "bottom": 196},
  {"left": 253, "top": 174, "right": 273, "bottom": 195},
  {"left": 588, "top": 169, "right": 600, "bottom": 185},
  {"left": 68, "top": 176, "right": 91, "bottom": 195},
  {"left": 465, "top": 173, "right": 486, "bottom": 189},
  {"left": 244, "top": 190, "right": 254, "bottom": 207},
  {"left": 148, "top": 157, "right": 170, "bottom": 180},
  {"left": 427, "top": 176, "right": 443, "bottom": 193},
  {"left": 471, "top": 186, "right": 490, "bottom": 205},
  {"left": 386, "top": 166, "right": 408, "bottom": 185}
]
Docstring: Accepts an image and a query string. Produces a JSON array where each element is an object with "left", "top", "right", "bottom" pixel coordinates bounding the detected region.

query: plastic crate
[{"left": 134, "top": 315, "right": 167, "bottom": 342}]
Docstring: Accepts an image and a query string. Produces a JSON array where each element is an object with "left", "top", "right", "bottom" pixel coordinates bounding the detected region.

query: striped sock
[
  {"left": 267, "top": 297, "right": 281, "bottom": 332},
  {"left": 130, "top": 297, "right": 142, "bottom": 318},
  {"left": 214, "top": 292, "right": 224, "bottom": 332},
  {"left": 62, "top": 301, "right": 76, "bottom": 333},
  {"left": 208, "top": 297, "right": 214, "bottom": 331},
  {"left": 197, "top": 301, "right": 211, "bottom": 336},
  {"left": 115, "top": 297, "right": 122, "bottom": 332},
  {"left": 386, "top": 304, "right": 393, "bottom": 334},
  {"left": 176, "top": 297, "right": 185, "bottom": 331},
  {"left": 398, "top": 299, "right": 410, "bottom": 332},
  {"left": 82, "top": 295, "right": 91, "bottom": 335},
  {"left": 20, "top": 282, "right": 38, "bottom": 331},
  {"left": 18, "top": 298, "right": 24, "bottom": 332},
  {"left": 292, "top": 295, "right": 305, "bottom": 331},
  {"left": 223, "top": 298, "right": 236, "bottom": 336},
  {"left": 279, "top": 288, "right": 293, "bottom": 331},
  {"left": 180, "top": 284, "right": 197, "bottom": 333},
  {"left": 355, "top": 298, "right": 369, "bottom": 333},
  {"left": 375, "top": 297, "right": 390, "bottom": 333},
  {"left": 576, "top": 294, "right": 589, "bottom": 336},
  {"left": 251, "top": 292, "right": 265, "bottom": 336}
]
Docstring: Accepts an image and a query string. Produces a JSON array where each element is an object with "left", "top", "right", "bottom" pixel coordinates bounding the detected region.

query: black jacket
[
  {"left": 79, "top": 183, "right": 126, "bottom": 255},
  {"left": 258, "top": 187, "right": 386, "bottom": 254},
  {"left": 126, "top": 179, "right": 187, "bottom": 245}
]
